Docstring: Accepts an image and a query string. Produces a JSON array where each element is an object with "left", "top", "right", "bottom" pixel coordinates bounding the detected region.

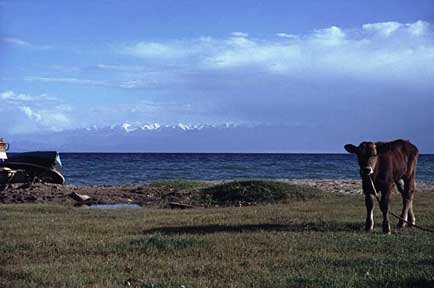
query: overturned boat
[{"left": 0, "top": 138, "right": 65, "bottom": 185}]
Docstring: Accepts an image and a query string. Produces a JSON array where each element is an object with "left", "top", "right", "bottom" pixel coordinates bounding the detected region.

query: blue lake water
[
  {"left": 59, "top": 153, "right": 434, "bottom": 185},
  {"left": 89, "top": 204, "right": 142, "bottom": 209}
]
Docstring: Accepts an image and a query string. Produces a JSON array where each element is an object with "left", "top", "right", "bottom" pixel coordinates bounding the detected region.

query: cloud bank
[
  {"left": 117, "top": 20, "right": 434, "bottom": 148},
  {"left": 118, "top": 20, "right": 433, "bottom": 79},
  {"left": 3, "top": 20, "right": 434, "bottom": 151},
  {"left": 114, "top": 20, "right": 434, "bottom": 128}
]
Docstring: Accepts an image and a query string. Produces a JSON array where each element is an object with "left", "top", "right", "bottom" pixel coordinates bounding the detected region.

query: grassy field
[{"left": 1, "top": 185, "right": 434, "bottom": 287}]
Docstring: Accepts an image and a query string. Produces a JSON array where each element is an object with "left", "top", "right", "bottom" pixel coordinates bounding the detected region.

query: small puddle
[{"left": 89, "top": 204, "right": 142, "bottom": 209}]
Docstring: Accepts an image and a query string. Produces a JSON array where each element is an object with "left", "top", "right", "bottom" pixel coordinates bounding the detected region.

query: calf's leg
[
  {"left": 398, "top": 197, "right": 411, "bottom": 228},
  {"left": 396, "top": 179, "right": 410, "bottom": 229},
  {"left": 380, "top": 187, "right": 392, "bottom": 234},
  {"left": 405, "top": 177, "right": 416, "bottom": 226},
  {"left": 362, "top": 180, "right": 376, "bottom": 232},
  {"left": 408, "top": 202, "right": 416, "bottom": 225},
  {"left": 364, "top": 194, "right": 375, "bottom": 232}
]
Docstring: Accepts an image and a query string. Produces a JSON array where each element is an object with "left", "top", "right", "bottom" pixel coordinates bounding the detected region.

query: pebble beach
[{"left": 1, "top": 179, "right": 433, "bottom": 206}]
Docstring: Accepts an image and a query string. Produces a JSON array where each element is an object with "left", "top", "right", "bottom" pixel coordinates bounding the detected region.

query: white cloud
[
  {"left": 230, "top": 32, "right": 249, "bottom": 38},
  {"left": 118, "top": 79, "right": 158, "bottom": 89},
  {"left": 94, "top": 64, "right": 143, "bottom": 71},
  {"left": 406, "top": 20, "right": 430, "bottom": 36},
  {"left": 207, "top": 40, "right": 301, "bottom": 72},
  {"left": 363, "top": 21, "right": 402, "bottom": 37},
  {"left": 19, "top": 106, "right": 42, "bottom": 121},
  {"left": 2, "top": 37, "right": 51, "bottom": 50},
  {"left": 1, "top": 90, "right": 54, "bottom": 103},
  {"left": 276, "top": 33, "right": 297, "bottom": 39},
  {"left": 25, "top": 76, "right": 157, "bottom": 89},
  {"left": 117, "top": 20, "right": 433, "bottom": 79},
  {"left": 25, "top": 76, "right": 106, "bottom": 86},
  {"left": 226, "top": 35, "right": 255, "bottom": 47},
  {"left": 48, "top": 65, "right": 81, "bottom": 73},
  {"left": 3, "top": 37, "right": 32, "bottom": 47},
  {"left": 312, "top": 26, "right": 346, "bottom": 46},
  {"left": 362, "top": 20, "right": 430, "bottom": 38},
  {"left": 121, "top": 42, "right": 185, "bottom": 59},
  {"left": 1, "top": 90, "right": 72, "bottom": 134},
  {"left": 17, "top": 106, "right": 71, "bottom": 132},
  {"left": 1, "top": 90, "right": 15, "bottom": 99}
]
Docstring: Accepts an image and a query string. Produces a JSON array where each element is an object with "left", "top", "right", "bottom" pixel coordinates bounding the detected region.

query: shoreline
[{"left": 1, "top": 179, "right": 433, "bottom": 205}]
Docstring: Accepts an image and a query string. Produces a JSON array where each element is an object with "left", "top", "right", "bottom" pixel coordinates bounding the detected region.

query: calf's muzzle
[{"left": 361, "top": 167, "right": 374, "bottom": 176}]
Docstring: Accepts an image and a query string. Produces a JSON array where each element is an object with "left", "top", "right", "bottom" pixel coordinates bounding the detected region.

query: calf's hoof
[
  {"left": 365, "top": 220, "right": 374, "bottom": 232},
  {"left": 408, "top": 219, "right": 416, "bottom": 227},
  {"left": 382, "top": 223, "right": 391, "bottom": 234},
  {"left": 365, "top": 226, "right": 374, "bottom": 233}
]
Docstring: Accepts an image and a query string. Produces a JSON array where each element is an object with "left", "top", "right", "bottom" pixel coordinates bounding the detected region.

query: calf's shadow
[{"left": 143, "top": 221, "right": 362, "bottom": 235}]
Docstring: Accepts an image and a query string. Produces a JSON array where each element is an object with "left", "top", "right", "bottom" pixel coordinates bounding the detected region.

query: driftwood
[
  {"left": 167, "top": 202, "right": 197, "bottom": 209},
  {"left": 69, "top": 191, "right": 92, "bottom": 203}
]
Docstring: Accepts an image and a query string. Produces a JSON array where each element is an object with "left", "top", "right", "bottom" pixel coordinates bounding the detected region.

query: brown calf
[{"left": 344, "top": 139, "right": 419, "bottom": 234}]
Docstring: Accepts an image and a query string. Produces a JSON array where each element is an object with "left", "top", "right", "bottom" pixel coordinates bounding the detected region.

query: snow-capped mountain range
[
  {"left": 89, "top": 122, "right": 242, "bottom": 133},
  {"left": 4, "top": 122, "right": 329, "bottom": 153},
  {"left": 2, "top": 121, "right": 403, "bottom": 153}
]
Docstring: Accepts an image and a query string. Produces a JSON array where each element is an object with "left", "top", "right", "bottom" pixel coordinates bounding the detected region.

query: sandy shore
[
  {"left": 1, "top": 179, "right": 433, "bottom": 205},
  {"left": 283, "top": 179, "right": 434, "bottom": 195}
]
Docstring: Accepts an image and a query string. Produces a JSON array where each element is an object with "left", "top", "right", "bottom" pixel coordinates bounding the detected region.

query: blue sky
[{"left": 1, "top": 0, "right": 434, "bottom": 151}]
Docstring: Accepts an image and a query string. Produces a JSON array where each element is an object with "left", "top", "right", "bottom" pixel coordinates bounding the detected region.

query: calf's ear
[{"left": 344, "top": 144, "right": 359, "bottom": 154}]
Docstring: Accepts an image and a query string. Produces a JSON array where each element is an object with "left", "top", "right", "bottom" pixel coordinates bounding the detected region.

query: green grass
[
  {"left": 200, "top": 180, "right": 322, "bottom": 206},
  {"left": 1, "top": 192, "right": 434, "bottom": 287},
  {"left": 151, "top": 179, "right": 210, "bottom": 190},
  {"left": 152, "top": 179, "right": 321, "bottom": 207},
  {"left": 128, "top": 234, "right": 208, "bottom": 251}
]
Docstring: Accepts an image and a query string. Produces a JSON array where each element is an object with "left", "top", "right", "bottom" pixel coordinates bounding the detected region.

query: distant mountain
[
  {"left": 4, "top": 122, "right": 345, "bottom": 153},
  {"left": 4, "top": 122, "right": 434, "bottom": 153}
]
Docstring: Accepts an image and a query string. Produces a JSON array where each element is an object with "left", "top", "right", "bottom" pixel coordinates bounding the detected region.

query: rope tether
[{"left": 368, "top": 175, "right": 434, "bottom": 233}]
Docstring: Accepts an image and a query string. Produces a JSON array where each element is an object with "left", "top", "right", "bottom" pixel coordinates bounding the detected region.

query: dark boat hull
[{"left": 0, "top": 151, "right": 65, "bottom": 185}]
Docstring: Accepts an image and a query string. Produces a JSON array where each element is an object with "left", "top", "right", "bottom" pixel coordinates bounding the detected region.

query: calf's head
[{"left": 344, "top": 142, "right": 379, "bottom": 178}]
